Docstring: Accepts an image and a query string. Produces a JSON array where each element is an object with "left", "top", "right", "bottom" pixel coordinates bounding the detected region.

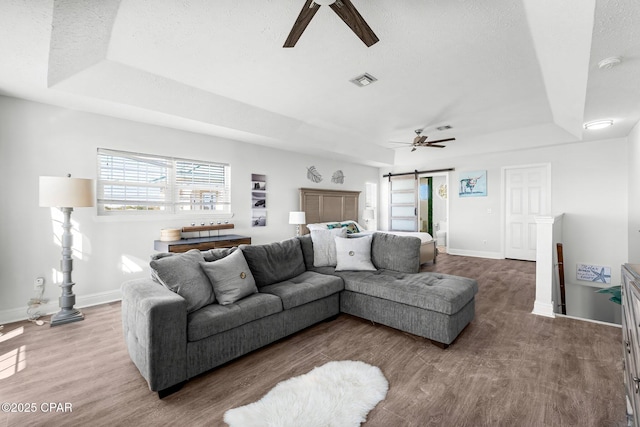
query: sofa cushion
[
  {"left": 200, "top": 249, "right": 258, "bottom": 305},
  {"left": 311, "top": 228, "right": 347, "bottom": 267},
  {"left": 335, "top": 235, "right": 376, "bottom": 272},
  {"left": 336, "top": 270, "right": 478, "bottom": 315},
  {"left": 149, "top": 249, "right": 215, "bottom": 313},
  {"left": 259, "top": 271, "right": 344, "bottom": 310},
  {"left": 240, "top": 238, "right": 306, "bottom": 288},
  {"left": 203, "top": 246, "right": 237, "bottom": 262},
  {"left": 371, "top": 233, "right": 421, "bottom": 274},
  {"left": 297, "top": 235, "right": 315, "bottom": 270},
  {"left": 187, "top": 293, "right": 283, "bottom": 342}
]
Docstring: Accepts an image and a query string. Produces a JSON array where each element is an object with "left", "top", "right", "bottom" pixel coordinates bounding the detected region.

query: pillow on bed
[
  {"left": 340, "top": 221, "right": 360, "bottom": 234},
  {"left": 307, "top": 222, "right": 340, "bottom": 231},
  {"left": 311, "top": 227, "right": 347, "bottom": 267},
  {"left": 308, "top": 220, "right": 364, "bottom": 234},
  {"left": 335, "top": 234, "right": 376, "bottom": 271}
]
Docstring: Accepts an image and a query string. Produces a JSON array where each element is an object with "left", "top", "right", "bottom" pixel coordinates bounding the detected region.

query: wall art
[
  {"left": 306, "top": 166, "right": 323, "bottom": 183},
  {"left": 251, "top": 173, "right": 266, "bottom": 227},
  {"left": 458, "top": 170, "right": 487, "bottom": 197},
  {"left": 331, "top": 170, "right": 345, "bottom": 184},
  {"left": 576, "top": 263, "right": 611, "bottom": 284}
]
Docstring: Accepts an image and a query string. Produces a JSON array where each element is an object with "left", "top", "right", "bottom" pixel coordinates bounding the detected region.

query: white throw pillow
[
  {"left": 335, "top": 235, "right": 376, "bottom": 271},
  {"left": 311, "top": 228, "right": 348, "bottom": 267}
]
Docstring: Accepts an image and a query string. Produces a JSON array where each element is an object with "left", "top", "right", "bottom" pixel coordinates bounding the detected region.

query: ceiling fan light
[
  {"left": 584, "top": 120, "right": 613, "bottom": 130},
  {"left": 313, "top": 0, "right": 336, "bottom": 5}
]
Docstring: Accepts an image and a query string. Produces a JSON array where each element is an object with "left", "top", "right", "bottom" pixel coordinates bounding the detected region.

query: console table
[
  {"left": 154, "top": 224, "right": 250, "bottom": 253},
  {"left": 154, "top": 234, "right": 251, "bottom": 253}
]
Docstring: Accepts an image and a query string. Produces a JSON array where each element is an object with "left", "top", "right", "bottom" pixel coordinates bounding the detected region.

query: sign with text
[{"left": 576, "top": 263, "right": 611, "bottom": 284}]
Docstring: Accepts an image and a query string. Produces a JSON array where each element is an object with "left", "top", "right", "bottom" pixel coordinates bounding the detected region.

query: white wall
[
  {"left": 629, "top": 121, "right": 640, "bottom": 262},
  {"left": 380, "top": 137, "right": 628, "bottom": 323},
  {"left": 0, "top": 96, "right": 380, "bottom": 323}
]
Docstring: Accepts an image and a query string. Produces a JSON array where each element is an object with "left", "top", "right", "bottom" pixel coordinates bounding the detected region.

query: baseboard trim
[
  {"left": 532, "top": 301, "right": 556, "bottom": 318},
  {"left": 555, "top": 313, "right": 622, "bottom": 328},
  {"left": 446, "top": 248, "right": 503, "bottom": 259},
  {"left": 0, "top": 289, "right": 122, "bottom": 325}
]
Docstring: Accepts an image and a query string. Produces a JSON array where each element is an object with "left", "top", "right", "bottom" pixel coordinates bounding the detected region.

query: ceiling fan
[
  {"left": 391, "top": 129, "right": 456, "bottom": 152},
  {"left": 284, "top": 0, "right": 379, "bottom": 48}
]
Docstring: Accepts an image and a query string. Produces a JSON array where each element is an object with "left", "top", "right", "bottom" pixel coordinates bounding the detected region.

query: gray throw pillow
[
  {"left": 335, "top": 234, "right": 376, "bottom": 271},
  {"left": 311, "top": 228, "right": 348, "bottom": 267},
  {"left": 203, "top": 246, "right": 237, "bottom": 262},
  {"left": 200, "top": 249, "right": 258, "bottom": 305},
  {"left": 149, "top": 249, "right": 215, "bottom": 313}
]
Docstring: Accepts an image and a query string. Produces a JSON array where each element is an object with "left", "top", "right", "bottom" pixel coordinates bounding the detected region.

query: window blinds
[{"left": 97, "top": 148, "right": 230, "bottom": 215}]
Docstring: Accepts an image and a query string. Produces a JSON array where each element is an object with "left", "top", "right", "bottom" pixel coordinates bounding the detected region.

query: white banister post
[{"left": 532, "top": 215, "right": 559, "bottom": 317}]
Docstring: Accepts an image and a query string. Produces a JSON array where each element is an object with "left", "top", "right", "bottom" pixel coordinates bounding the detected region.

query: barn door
[
  {"left": 389, "top": 175, "right": 417, "bottom": 231},
  {"left": 504, "top": 165, "right": 550, "bottom": 260}
]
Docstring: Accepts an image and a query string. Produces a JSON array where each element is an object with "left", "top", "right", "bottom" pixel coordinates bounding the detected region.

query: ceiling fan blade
[
  {"left": 427, "top": 137, "right": 456, "bottom": 144},
  {"left": 329, "top": 0, "right": 379, "bottom": 47},
  {"left": 283, "top": 0, "right": 321, "bottom": 48},
  {"left": 425, "top": 144, "right": 446, "bottom": 148}
]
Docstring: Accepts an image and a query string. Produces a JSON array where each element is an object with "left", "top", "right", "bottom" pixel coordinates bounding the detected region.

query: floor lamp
[
  {"left": 39, "top": 175, "right": 95, "bottom": 327},
  {"left": 289, "top": 211, "right": 306, "bottom": 237}
]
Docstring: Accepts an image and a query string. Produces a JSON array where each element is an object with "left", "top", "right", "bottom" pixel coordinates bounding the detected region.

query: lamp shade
[
  {"left": 39, "top": 176, "right": 95, "bottom": 208},
  {"left": 288, "top": 211, "right": 306, "bottom": 225}
]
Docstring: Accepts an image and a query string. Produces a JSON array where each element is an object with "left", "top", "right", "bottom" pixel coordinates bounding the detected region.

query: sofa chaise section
[
  {"left": 338, "top": 270, "right": 477, "bottom": 347},
  {"left": 298, "top": 233, "right": 478, "bottom": 348}
]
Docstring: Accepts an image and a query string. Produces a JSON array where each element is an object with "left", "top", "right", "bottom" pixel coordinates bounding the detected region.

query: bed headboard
[{"left": 299, "top": 188, "right": 360, "bottom": 235}]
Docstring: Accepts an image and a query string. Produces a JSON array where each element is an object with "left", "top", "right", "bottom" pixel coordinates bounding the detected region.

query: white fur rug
[{"left": 224, "top": 360, "right": 389, "bottom": 427}]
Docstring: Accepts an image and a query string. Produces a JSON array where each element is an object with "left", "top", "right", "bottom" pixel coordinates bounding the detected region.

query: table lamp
[{"left": 288, "top": 211, "right": 306, "bottom": 236}]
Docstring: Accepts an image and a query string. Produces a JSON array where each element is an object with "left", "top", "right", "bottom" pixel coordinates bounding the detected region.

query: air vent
[
  {"left": 350, "top": 73, "right": 377, "bottom": 87},
  {"left": 436, "top": 125, "right": 452, "bottom": 131}
]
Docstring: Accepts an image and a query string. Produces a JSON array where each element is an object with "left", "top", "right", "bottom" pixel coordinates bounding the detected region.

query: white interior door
[{"left": 505, "top": 165, "right": 549, "bottom": 261}]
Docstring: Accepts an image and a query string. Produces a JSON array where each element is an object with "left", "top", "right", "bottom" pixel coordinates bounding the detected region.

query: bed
[{"left": 299, "top": 188, "right": 437, "bottom": 264}]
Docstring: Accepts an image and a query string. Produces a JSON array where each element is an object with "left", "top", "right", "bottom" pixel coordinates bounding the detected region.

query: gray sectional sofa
[{"left": 121, "top": 232, "right": 478, "bottom": 397}]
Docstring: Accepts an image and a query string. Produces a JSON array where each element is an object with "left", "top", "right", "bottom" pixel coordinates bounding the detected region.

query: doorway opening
[{"left": 389, "top": 172, "right": 449, "bottom": 253}]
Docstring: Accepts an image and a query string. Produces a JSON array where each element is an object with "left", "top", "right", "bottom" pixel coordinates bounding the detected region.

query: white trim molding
[
  {"left": 532, "top": 214, "right": 564, "bottom": 318},
  {"left": 446, "top": 249, "right": 503, "bottom": 259},
  {"left": 0, "top": 289, "right": 122, "bottom": 325}
]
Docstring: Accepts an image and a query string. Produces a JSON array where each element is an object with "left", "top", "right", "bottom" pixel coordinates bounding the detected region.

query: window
[{"left": 97, "top": 148, "right": 231, "bottom": 215}]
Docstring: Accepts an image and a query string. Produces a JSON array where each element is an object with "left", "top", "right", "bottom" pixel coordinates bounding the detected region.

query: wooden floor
[{"left": 0, "top": 253, "right": 626, "bottom": 426}]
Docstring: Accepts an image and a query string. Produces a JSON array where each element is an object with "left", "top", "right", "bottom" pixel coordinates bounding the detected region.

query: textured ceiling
[{"left": 1, "top": 0, "right": 638, "bottom": 166}]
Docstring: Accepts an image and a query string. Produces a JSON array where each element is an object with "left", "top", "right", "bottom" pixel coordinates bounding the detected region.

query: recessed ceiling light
[
  {"left": 350, "top": 73, "right": 377, "bottom": 87},
  {"left": 584, "top": 120, "right": 613, "bottom": 130}
]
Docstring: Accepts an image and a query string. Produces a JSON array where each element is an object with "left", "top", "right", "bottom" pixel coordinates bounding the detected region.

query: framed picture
[
  {"left": 459, "top": 170, "right": 487, "bottom": 197},
  {"left": 251, "top": 174, "right": 266, "bottom": 227}
]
